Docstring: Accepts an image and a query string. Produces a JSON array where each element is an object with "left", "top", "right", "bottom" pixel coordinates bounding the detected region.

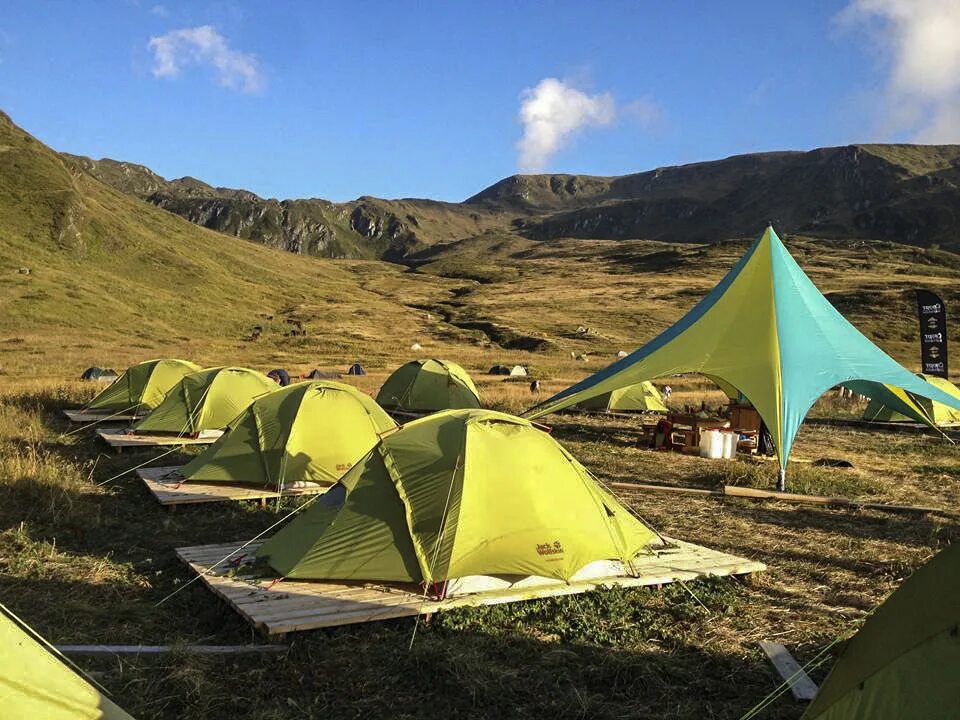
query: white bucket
[
  {"left": 700, "top": 429, "right": 724, "bottom": 459},
  {"left": 722, "top": 431, "right": 736, "bottom": 459}
]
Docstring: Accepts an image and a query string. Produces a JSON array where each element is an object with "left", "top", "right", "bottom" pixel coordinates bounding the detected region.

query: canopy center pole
[{"left": 776, "top": 468, "right": 786, "bottom": 492}]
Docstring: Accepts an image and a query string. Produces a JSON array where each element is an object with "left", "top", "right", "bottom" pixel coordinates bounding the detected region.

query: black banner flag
[{"left": 916, "top": 290, "right": 948, "bottom": 378}]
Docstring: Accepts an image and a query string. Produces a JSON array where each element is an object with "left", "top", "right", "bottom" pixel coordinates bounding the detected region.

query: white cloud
[
  {"left": 147, "top": 25, "right": 263, "bottom": 94},
  {"left": 839, "top": 0, "right": 960, "bottom": 142},
  {"left": 517, "top": 78, "right": 616, "bottom": 172},
  {"left": 150, "top": 4, "right": 169, "bottom": 17},
  {"left": 623, "top": 96, "right": 664, "bottom": 127}
]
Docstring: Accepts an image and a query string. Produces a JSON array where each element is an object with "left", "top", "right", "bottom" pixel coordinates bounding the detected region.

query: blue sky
[{"left": 2, "top": 1, "right": 957, "bottom": 201}]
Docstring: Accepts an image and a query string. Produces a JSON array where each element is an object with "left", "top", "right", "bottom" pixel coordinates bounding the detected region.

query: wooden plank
[
  {"left": 135, "top": 466, "right": 327, "bottom": 507},
  {"left": 97, "top": 429, "right": 221, "bottom": 450},
  {"left": 758, "top": 641, "right": 819, "bottom": 702},
  {"left": 57, "top": 645, "right": 288, "bottom": 655},
  {"left": 608, "top": 480, "right": 955, "bottom": 517},
  {"left": 175, "top": 538, "right": 765, "bottom": 637},
  {"left": 609, "top": 481, "right": 720, "bottom": 497},
  {"left": 723, "top": 485, "right": 956, "bottom": 517},
  {"left": 63, "top": 409, "right": 145, "bottom": 423}
]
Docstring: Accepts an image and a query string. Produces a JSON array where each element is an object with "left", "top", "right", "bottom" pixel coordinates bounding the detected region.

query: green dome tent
[
  {"left": 801, "top": 542, "right": 960, "bottom": 720},
  {"left": 256, "top": 409, "right": 660, "bottom": 593},
  {"left": 134, "top": 367, "right": 276, "bottom": 436},
  {"left": 578, "top": 381, "right": 668, "bottom": 413},
  {"left": 1, "top": 602, "right": 134, "bottom": 719},
  {"left": 177, "top": 381, "right": 396, "bottom": 489},
  {"left": 376, "top": 359, "right": 480, "bottom": 413},
  {"left": 862, "top": 374, "right": 960, "bottom": 426},
  {"left": 85, "top": 358, "right": 201, "bottom": 412}
]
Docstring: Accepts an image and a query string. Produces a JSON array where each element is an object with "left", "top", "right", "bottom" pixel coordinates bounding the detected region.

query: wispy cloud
[
  {"left": 150, "top": 4, "right": 169, "bottom": 17},
  {"left": 147, "top": 25, "right": 263, "bottom": 94},
  {"left": 517, "top": 78, "right": 658, "bottom": 173},
  {"left": 839, "top": 0, "right": 960, "bottom": 142}
]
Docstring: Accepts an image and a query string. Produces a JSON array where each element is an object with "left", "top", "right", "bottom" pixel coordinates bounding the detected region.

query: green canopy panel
[
  {"left": 85, "top": 359, "right": 201, "bottom": 412},
  {"left": 0, "top": 603, "right": 135, "bottom": 719},
  {"left": 801, "top": 542, "right": 960, "bottom": 720},
  {"left": 376, "top": 359, "right": 480, "bottom": 412},
  {"left": 577, "top": 380, "right": 668, "bottom": 412},
  {"left": 257, "top": 409, "right": 660, "bottom": 586},
  {"left": 134, "top": 367, "right": 277, "bottom": 435},
  {"left": 178, "top": 381, "right": 397, "bottom": 489},
  {"left": 525, "top": 227, "right": 960, "bottom": 475},
  {"left": 862, "top": 374, "right": 960, "bottom": 426}
]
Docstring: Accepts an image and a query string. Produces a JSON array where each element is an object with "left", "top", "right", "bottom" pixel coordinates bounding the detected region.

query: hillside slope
[{"left": 0, "top": 111, "right": 458, "bottom": 377}]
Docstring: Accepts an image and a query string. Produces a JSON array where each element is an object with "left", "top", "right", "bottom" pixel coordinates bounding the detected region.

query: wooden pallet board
[
  {"left": 63, "top": 409, "right": 145, "bottom": 423},
  {"left": 137, "top": 466, "right": 327, "bottom": 507},
  {"left": 97, "top": 429, "right": 222, "bottom": 452},
  {"left": 175, "top": 538, "right": 765, "bottom": 638}
]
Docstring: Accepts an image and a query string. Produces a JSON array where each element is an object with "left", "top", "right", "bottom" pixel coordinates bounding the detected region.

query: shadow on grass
[{"left": 96, "top": 595, "right": 807, "bottom": 720}]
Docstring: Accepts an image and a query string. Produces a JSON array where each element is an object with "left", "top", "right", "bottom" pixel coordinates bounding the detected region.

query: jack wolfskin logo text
[{"left": 536, "top": 541, "right": 563, "bottom": 556}]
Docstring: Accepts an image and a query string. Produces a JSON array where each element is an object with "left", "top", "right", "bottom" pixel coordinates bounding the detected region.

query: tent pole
[{"left": 776, "top": 468, "right": 786, "bottom": 492}]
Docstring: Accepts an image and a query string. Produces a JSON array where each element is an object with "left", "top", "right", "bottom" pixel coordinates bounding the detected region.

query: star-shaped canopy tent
[{"left": 526, "top": 227, "right": 960, "bottom": 479}]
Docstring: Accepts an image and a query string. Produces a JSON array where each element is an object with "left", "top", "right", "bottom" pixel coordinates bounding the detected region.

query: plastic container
[
  {"left": 722, "top": 431, "right": 736, "bottom": 459},
  {"left": 699, "top": 429, "right": 723, "bottom": 459}
]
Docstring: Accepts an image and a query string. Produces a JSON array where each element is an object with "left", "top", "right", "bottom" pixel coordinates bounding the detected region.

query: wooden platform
[
  {"left": 136, "top": 466, "right": 327, "bottom": 507},
  {"left": 63, "top": 409, "right": 144, "bottom": 423},
  {"left": 97, "top": 429, "right": 222, "bottom": 452},
  {"left": 175, "top": 538, "right": 765, "bottom": 638}
]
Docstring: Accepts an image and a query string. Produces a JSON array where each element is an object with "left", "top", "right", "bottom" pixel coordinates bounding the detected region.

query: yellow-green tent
[
  {"left": 85, "top": 359, "right": 200, "bottom": 412},
  {"left": 801, "top": 542, "right": 960, "bottom": 720},
  {"left": 177, "top": 381, "right": 396, "bottom": 489},
  {"left": 526, "top": 227, "right": 960, "bottom": 486},
  {"left": 376, "top": 359, "right": 480, "bottom": 413},
  {"left": 134, "top": 367, "right": 276, "bottom": 435},
  {"left": 863, "top": 374, "right": 960, "bottom": 426},
  {"left": 578, "top": 381, "right": 668, "bottom": 413},
  {"left": 0, "top": 603, "right": 134, "bottom": 719},
  {"left": 257, "top": 409, "right": 659, "bottom": 587}
]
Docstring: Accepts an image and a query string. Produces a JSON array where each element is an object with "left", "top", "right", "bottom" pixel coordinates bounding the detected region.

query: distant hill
[
  {"left": 66, "top": 139, "right": 960, "bottom": 258},
  {"left": 468, "top": 145, "right": 960, "bottom": 248},
  {"left": 63, "top": 154, "right": 502, "bottom": 261}
]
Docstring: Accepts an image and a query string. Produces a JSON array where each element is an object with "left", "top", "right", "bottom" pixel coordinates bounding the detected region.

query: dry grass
[{"left": 0, "top": 370, "right": 956, "bottom": 719}]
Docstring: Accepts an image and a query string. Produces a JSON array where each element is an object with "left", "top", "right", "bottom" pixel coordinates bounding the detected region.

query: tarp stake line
[
  {"left": 95, "top": 444, "right": 184, "bottom": 487},
  {"left": 59, "top": 401, "right": 142, "bottom": 438},
  {"left": 95, "top": 382, "right": 219, "bottom": 488},
  {"left": 738, "top": 629, "right": 856, "bottom": 720},
  {"left": 408, "top": 452, "right": 461, "bottom": 651},
  {"left": 154, "top": 492, "right": 324, "bottom": 607}
]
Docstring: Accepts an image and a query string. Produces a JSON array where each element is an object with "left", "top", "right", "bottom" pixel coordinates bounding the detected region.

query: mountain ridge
[{"left": 14, "top": 107, "right": 960, "bottom": 257}]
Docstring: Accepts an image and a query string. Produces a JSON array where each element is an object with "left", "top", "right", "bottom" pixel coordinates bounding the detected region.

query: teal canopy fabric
[{"left": 526, "top": 227, "right": 960, "bottom": 474}]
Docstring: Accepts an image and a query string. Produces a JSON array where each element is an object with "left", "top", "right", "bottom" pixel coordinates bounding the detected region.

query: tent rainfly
[
  {"left": 347, "top": 363, "right": 366, "bottom": 376},
  {"left": 801, "top": 542, "right": 960, "bottom": 720},
  {"left": 509, "top": 365, "right": 528, "bottom": 377},
  {"left": 256, "top": 409, "right": 660, "bottom": 594},
  {"left": 526, "top": 227, "right": 960, "bottom": 488},
  {"left": 578, "top": 381, "right": 668, "bottom": 413},
  {"left": 863, "top": 374, "right": 960, "bottom": 427},
  {"left": 85, "top": 359, "right": 201, "bottom": 412},
  {"left": 177, "top": 381, "right": 397, "bottom": 489},
  {"left": 134, "top": 367, "right": 277, "bottom": 436},
  {"left": 376, "top": 359, "right": 480, "bottom": 413},
  {"left": 0, "top": 603, "right": 135, "bottom": 719}
]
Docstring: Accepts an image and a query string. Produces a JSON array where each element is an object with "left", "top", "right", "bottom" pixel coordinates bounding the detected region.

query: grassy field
[
  {"left": 1, "top": 367, "right": 957, "bottom": 719},
  {"left": 2, "top": 111, "right": 960, "bottom": 718}
]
